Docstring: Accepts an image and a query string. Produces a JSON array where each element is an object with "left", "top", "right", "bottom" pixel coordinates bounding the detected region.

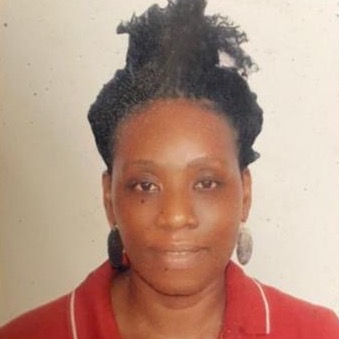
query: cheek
[
  {"left": 194, "top": 186, "right": 243, "bottom": 250},
  {"left": 112, "top": 192, "right": 158, "bottom": 248},
  {"left": 195, "top": 184, "right": 243, "bottom": 227}
]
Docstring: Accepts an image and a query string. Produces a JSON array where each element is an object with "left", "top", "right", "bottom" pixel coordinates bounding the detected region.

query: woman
[{"left": 1, "top": 0, "right": 338, "bottom": 338}]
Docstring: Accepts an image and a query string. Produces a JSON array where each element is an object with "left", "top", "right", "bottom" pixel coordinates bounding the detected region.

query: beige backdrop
[{"left": 1, "top": 0, "right": 339, "bottom": 325}]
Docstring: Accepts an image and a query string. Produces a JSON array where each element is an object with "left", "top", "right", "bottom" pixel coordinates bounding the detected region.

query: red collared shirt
[{"left": 1, "top": 261, "right": 338, "bottom": 338}]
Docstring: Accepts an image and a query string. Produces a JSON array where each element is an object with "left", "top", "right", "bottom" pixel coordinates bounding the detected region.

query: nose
[{"left": 156, "top": 187, "right": 198, "bottom": 231}]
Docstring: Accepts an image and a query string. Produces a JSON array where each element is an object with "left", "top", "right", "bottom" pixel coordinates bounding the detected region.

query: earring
[
  {"left": 107, "top": 226, "right": 129, "bottom": 271},
  {"left": 236, "top": 223, "right": 253, "bottom": 265}
]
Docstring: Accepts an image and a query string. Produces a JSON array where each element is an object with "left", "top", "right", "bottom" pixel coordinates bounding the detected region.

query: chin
[
  {"left": 134, "top": 262, "right": 225, "bottom": 298},
  {"left": 150, "top": 273, "right": 209, "bottom": 297}
]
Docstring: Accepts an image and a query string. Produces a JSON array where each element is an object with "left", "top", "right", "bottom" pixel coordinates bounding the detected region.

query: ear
[
  {"left": 240, "top": 168, "right": 252, "bottom": 222},
  {"left": 102, "top": 171, "right": 116, "bottom": 228}
]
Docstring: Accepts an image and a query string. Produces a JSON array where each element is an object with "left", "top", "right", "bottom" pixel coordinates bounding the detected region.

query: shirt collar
[
  {"left": 225, "top": 261, "right": 271, "bottom": 335},
  {"left": 75, "top": 261, "right": 271, "bottom": 337}
]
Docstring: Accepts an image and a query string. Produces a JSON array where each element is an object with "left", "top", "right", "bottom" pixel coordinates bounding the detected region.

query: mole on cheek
[{"left": 140, "top": 199, "right": 145, "bottom": 204}]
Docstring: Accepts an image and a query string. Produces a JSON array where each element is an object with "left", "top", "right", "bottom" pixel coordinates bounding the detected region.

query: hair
[{"left": 88, "top": 0, "right": 263, "bottom": 172}]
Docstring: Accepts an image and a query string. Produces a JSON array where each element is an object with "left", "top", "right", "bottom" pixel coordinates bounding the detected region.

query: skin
[{"left": 102, "top": 98, "right": 252, "bottom": 339}]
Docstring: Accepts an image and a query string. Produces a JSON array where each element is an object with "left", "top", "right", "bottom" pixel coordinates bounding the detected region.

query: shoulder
[
  {"left": 0, "top": 294, "right": 72, "bottom": 339},
  {"left": 261, "top": 282, "right": 339, "bottom": 338},
  {"left": 226, "top": 262, "right": 339, "bottom": 338},
  {"left": 0, "top": 261, "right": 116, "bottom": 339}
]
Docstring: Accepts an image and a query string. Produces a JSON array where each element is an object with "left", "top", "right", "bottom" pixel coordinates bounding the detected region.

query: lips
[{"left": 150, "top": 245, "right": 207, "bottom": 270}]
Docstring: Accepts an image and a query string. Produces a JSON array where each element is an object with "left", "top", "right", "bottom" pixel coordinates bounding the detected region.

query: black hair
[{"left": 88, "top": 0, "right": 263, "bottom": 172}]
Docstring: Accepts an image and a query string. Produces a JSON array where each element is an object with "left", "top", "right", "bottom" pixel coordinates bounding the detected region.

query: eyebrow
[
  {"left": 187, "top": 156, "right": 228, "bottom": 168},
  {"left": 123, "top": 157, "right": 228, "bottom": 171},
  {"left": 123, "top": 160, "right": 158, "bottom": 171}
]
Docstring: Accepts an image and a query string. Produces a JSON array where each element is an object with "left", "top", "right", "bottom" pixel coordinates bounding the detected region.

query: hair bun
[{"left": 117, "top": 0, "right": 254, "bottom": 77}]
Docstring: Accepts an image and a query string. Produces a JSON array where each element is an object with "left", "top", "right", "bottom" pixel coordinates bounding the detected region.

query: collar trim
[
  {"left": 70, "top": 289, "right": 79, "bottom": 339},
  {"left": 250, "top": 278, "right": 271, "bottom": 334},
  {"left": 225, "top": 262, "right": 271, "bottom": 335}
]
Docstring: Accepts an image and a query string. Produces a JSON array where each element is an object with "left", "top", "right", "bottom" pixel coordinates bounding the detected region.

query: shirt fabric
[{"left": 1, "top": 261, "right": 338, "bottom": 339}]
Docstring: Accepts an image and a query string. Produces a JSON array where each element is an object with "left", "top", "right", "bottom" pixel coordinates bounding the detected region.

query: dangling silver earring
[
  {"left": 107, "top": 226, "right": 128, "bottom": 271},
  {"left": 236, "top": 223, "right": 253, "bottom": 265}
]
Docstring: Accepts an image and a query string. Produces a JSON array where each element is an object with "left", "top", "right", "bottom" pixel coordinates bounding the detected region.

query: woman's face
[{"left": 103, "top": 98, "right": 251, "bottom": 296}]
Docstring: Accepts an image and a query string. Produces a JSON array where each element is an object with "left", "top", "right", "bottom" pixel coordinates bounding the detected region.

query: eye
[
  {"left": 133, "top": 181, "right": 160, "bottom": 192},
  {"left": 194, "top": 179, "right": 220, "bottom": 191}
]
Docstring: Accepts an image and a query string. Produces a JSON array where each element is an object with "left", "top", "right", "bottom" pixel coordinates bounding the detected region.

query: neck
[{"left": 112, "top": 268, "right": 226, "bottom": 339}]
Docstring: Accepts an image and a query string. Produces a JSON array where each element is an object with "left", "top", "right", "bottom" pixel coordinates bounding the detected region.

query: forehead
[
  {"left": 114, "top": 98, "right": 238, "bottom": 166},
  {"left": 117, "top": 98, "right": 235, "bottom": 137}
]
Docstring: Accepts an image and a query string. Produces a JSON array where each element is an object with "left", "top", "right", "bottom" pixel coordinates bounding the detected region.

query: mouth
[{"left": 151, "top": 245, "right": 207, "bottom": 270}]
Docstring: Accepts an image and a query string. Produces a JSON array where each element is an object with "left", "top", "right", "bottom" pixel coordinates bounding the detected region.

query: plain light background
[{"left": 1, "top": 0, "right": 339, "bottom": 325}]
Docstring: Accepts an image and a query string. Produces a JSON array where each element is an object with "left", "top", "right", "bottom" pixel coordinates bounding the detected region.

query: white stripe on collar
[
  {"left": 70, "top": 290, "right": 79, "bottom": 339},
  {"left": 251, "top": 278, "right": 271, "bottom": 334}
]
